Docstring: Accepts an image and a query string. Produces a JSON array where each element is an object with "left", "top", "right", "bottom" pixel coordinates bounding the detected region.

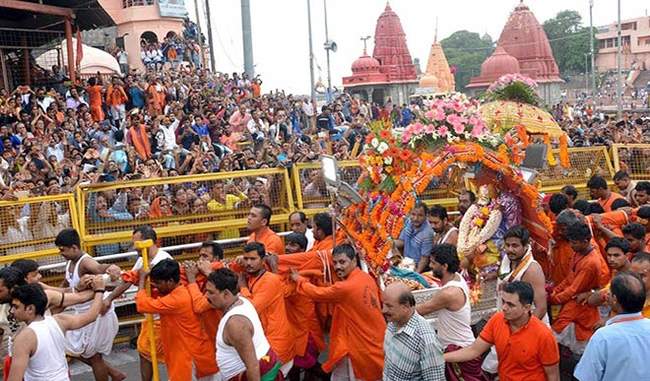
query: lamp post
[
  {"left": 589, "top": 0, "right": 596, "bottom": 98},
  {"left": 616, "top": 0, "right": 622, "bottom": 117},
  {"left": 323, "top": 0, "right": 336, "bottom": 103},
  {"left": 584, "top": 53, "right": 590, "bottom": 95},
  {"left": 307, "top": 0, "right": 316, "bottom": 104},
  {"left": 204, "top": 0, "right": 216, "bottom": 72}
]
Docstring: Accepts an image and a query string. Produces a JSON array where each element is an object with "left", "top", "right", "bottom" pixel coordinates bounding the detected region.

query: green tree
[
  {"left": 440, "top": 31, "right": 494, "bottom": 91},
  {"left": 543, "top": 10, "right": 595, "bottom": 75}
]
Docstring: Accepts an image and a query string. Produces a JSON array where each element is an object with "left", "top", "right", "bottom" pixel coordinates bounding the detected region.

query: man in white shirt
[
  {"left": 416, "top": 244, "right": 486, "bottom": 380},
  {"left": 8, "top": 278, "right": 106, "bottom": 381},
  {"left": 205, "top": 268, "right": 282, "bottom": 381},
  {"left": 289, "top": 211, "right": 314, "bottom": 250}
]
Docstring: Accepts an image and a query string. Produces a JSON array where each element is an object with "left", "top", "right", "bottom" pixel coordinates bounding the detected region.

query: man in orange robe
[
  {"left": 180, "top": 241, "right": 225, "bottom": 341},
  {"left": 247, "top": 204, "right": 285, "bottom": 255},
  {"left": 550, "top": 210, "right": 580, "bottom": 286},
  {"left": 588, "top": 175, "right": 624, "bottom": 212},
  {"left": 630, "top": 253, "right": 650, "bottom": 318},
  {"left": 86, "top": 77, "right": 104, "bottom": 122},
  {"left": 239, "top": 242, "right": 296, "bottom": 376},
  {"left": 290, "top": 244, "right": 385, "bottom": 381},
  {"left": 283, "top": 233, "right": 326, "bottom": 380},
  {"left": 135, "top": 259, "right": 218, "bottom": 381},
  {"left": 550, "top": 222, "right": 603, "bottom": 355}
]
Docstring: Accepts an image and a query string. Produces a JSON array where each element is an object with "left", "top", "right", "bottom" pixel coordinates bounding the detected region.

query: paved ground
[{"left": 70, "top": 345, "right": 168, "bottom": 381}]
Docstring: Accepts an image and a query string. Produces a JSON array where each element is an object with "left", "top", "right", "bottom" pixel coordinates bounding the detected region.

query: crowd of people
[{"left": 1, "top": 170, "right": 650, "bottom": 381}]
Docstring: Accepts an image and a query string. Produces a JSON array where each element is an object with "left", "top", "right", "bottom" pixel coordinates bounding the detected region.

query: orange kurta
[
  {"left": 181, "top": 261, "right": 225, "bottom": 341},
  {"left": 135, "top": 286, "right": 218, "bottom": 380},
  {"left": 549, "top": 238, "right": 574, "bottom": 286},
  {"left": 284, "top": 281, "right": 325, "bottom": 358},
  {"left": 550, "top": 248, "right": 602, "bottom": 341},
  {"left": 240, "top": 271, "right": 296, "bottom": 364},
  {"left": 296, "top": 268, "right": 385, "bottom": 380},
  {"left": 87, "top": 85, "right": 104, "bottom": 122},
  {"left": 248, "top": 226, "right": 285, "bottom": 256},
  {"left": 598, "top": 192, "right": 625, "bottom": 212}
]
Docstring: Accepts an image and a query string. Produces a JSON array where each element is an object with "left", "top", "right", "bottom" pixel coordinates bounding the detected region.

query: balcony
[{"left": 123, "top": 0, "right": 154, "bottom": 8}]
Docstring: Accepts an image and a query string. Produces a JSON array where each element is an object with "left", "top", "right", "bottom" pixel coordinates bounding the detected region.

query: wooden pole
[
  {"left": 134, "top": 239, "right": 159, "bottom": 381},
  {"left": 64, "top": 17, "right": 76, "bottom": 84}
]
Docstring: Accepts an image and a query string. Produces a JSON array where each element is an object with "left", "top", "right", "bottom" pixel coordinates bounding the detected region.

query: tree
[
  {"left": 440, "top": 31, "right": 494, "bottom": 91},
  {"left": 543, "top": 10, "right": 595, "bottom": 76}
]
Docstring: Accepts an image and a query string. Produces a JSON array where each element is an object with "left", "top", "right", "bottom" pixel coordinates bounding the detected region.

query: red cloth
[{"left": 444, "top": 344, "right": 488, "bottom": 381}]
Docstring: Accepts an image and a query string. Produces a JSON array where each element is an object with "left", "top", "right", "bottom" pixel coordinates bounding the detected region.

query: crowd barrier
[{"left": 0, "top": 145, "right": 647, "bottom": 265}]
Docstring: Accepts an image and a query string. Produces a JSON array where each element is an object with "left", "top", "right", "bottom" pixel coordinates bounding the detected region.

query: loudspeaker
[{"left": 522, "top": 143, "right": 547, "bottom": 169}]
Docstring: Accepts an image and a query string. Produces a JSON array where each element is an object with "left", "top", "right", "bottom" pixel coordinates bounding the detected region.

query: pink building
[
  {"left": 595, "top": 16, "right": 650, "bottom": 72},
  {"left": 98, "top": 0, "right": 186, "bottom": 71},
  {"left": 342, "top": 3, "right": 418, "bottom": 105},
  {"left": 467, "top": 2, "right": 563, "bottom": 104}
]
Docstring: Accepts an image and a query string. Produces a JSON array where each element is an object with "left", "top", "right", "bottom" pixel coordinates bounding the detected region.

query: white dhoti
[
  {"left": 331, "top": 357, "right": 357, "bottom": 381},
  {"left": 554, "top": 323, "right": 588, "bottom": 355},
  {"left": 65, "top": 303, "right": 118, "bottom": 358}
]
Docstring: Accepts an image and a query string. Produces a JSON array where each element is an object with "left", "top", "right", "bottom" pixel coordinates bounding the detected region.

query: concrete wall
[{"left": 97, "top": 0, "right": 184, "bottom": 71}]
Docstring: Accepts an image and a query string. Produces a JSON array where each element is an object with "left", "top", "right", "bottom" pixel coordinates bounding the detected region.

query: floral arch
[{"left": 340, "top": 91, "right": 554, "bottom": 275}]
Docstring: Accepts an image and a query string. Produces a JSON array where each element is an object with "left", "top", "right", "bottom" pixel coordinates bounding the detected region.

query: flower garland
[{"left": 484, "top": 74, "right": 542, "bottom": 106}]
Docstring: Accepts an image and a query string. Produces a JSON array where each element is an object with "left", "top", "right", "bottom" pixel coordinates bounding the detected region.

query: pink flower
[
  {"left": 412, "top": 122, "right": 424, "bottom": 135},
  {"left": 437, "top": 125, "right": 449, "bottom": 137},
  {"left": 453, "top": 102, "right": 465, "bottom": 113},
  {"left": 424, "top": 110, "right": 434, "bottom": 119},
  {"left": 424, "top": 124, "right": 435, "bottom": 134},
  {"left": 402, "top": 130, "right": 412, "bottom": 144},
  {"left": 434, "top": 108, "right": 446, "bottom": 121},
  {"left": 453, "top": 123, "right": 465, "bottom": 134},
  {"left": 471, "top": 123, "right": 485, "bottom": 137}
]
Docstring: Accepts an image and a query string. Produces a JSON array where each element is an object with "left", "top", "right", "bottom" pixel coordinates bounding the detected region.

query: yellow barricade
[
  {"left": 0, "top": 193, "right": 79, "bottom": 266},
  {"left": 76, "top": 168, "right": 295, "bottom": 256},
  {"left": 538, "top": 146, "right": 615, "bottom": 188},
  {"left": 611, "top": 144, "right": 650, "bottom": 180}
]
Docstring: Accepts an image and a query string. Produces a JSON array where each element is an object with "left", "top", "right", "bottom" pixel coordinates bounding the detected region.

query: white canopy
[{"left": 36, "top": 38, "right": 122, "bottom": 75}]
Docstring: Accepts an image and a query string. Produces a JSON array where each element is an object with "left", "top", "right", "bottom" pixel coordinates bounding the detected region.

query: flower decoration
[
  {"left": 484, "top": 74, "right": 542, "bottom": 106},
  {"left": 400, "top": 93, "right": 504, "bottom": 151}
]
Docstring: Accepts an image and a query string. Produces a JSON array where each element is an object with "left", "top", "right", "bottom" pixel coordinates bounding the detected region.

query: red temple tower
[
  {"left": 467, "top": 2, "right": 563, "bottom": 104},
  {"left": 343, "top": 3, "right": 418, "bottom": 105}
]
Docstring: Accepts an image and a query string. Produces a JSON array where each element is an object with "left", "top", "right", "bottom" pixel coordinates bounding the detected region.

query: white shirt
[
  {"left": 24, "top": 317, "right": 69, "bottom": 381},
  {"left": 216, "top": 297, "right": 270, "bottom": 380},
  {"left": 158, "top": 119, "right": 180, "bottom": 151}
]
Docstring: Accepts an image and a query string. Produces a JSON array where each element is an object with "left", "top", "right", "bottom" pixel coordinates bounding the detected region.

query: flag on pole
[{"left": 75, "top": 28, "right": 83, "bottom": 68}]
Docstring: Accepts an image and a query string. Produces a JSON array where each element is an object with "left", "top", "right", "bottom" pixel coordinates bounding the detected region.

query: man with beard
[
  {"left": 633, "top": 181, "right": 650, "bottom": 207},
  {"left": 290, "top": 244, "right": 385, "bottom": 381},
  {"left": 396, "top": 202, "right": 434, "bottom": 273},
  {"left": 444, "top": 281, "right": 560, "bottom": 381},
  {"left": 456, "top": 190, "right": 475, "bottom": 224},
  {"left": 429, "top": 205, "right": 459, "bottom": 247},
  {"left": 239, "top": 242, "right": 295, "bottom": 377},
  {"left": 481, "top": 226, "right": 548, "bottom": 375},
  {"left": 416, "top": 244, "right": 487, "bottom": 381}
]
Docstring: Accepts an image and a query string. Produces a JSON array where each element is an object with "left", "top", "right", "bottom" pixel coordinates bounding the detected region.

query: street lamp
[
  {"left": 584, "top": 53, "right": 590, "bottom": 95},
  {"left": 589, "top": 0, "right": 596, "bottom": 98},
  {"left": 616, "top": 0, "right": 622, "bottom": 117},
  {"left": 323, "top": 0, "right": 337, "bottom": 102}
]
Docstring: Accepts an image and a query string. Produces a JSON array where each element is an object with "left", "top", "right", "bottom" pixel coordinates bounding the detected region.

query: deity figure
[{"left": 457, "top": 184, "right": 503, "bottom": 274}]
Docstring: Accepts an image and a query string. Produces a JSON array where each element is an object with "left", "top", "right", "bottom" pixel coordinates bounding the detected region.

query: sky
[{"left": 185, "top": 0, "right": 649, "bottom": 95}]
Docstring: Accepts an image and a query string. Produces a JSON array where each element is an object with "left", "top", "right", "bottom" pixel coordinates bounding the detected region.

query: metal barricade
[
  {"left": 76, "top": 168, "right": 295, "bottom": 256},
  {"left": 538, "top": 147, "right": 615, "bottom": 189},
  {"left": 611, "top": 144, "right": 650, "bottom": 180},
  {"left": 0, "top": 194, "right": 78, "bottom": 266}
]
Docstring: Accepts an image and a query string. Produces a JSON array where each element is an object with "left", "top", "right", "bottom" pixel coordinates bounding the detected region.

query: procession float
[{"left": 339, "top": 75, "right": 562, "bottom": 322}]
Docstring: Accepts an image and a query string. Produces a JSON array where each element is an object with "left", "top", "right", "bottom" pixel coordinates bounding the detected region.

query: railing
[
  {"left": 0, "top": 146, "right": 647, "bottom": 262},
  {"left": 611, "top": 144, "right": 650, "bottom": 180}
]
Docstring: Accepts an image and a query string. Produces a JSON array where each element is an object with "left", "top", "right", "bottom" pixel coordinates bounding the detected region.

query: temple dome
[
  {"left": 481, "top": 46, "right": 520, "bottom": 78},
  {"left": 467, "top": 46, "right": 520, "bottom": 88},
  {"left": 351, "top": 54, "right": 381, "bottom": 73},
  {"left": 497, "top": 2, "right": 562, "bottom": 82}
]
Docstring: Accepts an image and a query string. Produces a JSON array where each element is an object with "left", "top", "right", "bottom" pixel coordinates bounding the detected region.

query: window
[{"left": 123, "top": 0, "right": 155, "bottom": 8}]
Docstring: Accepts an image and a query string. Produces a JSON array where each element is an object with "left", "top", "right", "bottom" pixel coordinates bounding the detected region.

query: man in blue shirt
[
  {"left": 574, "top": 272, "right": 650, "bottom": 381},
  {"left": 397, "top": 202, "right": 434, "bottom": 273}
]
